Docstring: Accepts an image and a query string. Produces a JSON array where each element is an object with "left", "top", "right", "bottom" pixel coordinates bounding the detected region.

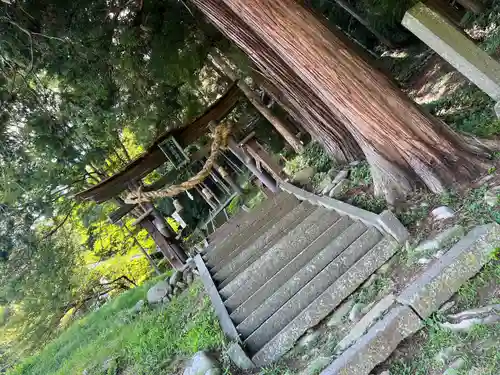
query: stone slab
[
  {"left": 251, "top": 237, "right": 400, "bottom": 366},
  {"left": 402, "top": 3, "right": 500, "bottom": 101},
  {"left": 378, "top": 210, "right": 410, "bottom": 243},
  {"left": 336, "top": 294, "right": 396, "bottom": 352},
  {"left": 227, "top": 342, "right": 255, "bottom": 370},
  {"left": 194, "top": 254, "right": 240, "bottom": 342},
  {"left": 320, "top": 306, "right": 423, "bottom": 375},
  {"left": 280, "top": 182, "right": 382, "bottom": 229},
  {"left": 397, "top": 223, "right": 500, "bottom": 319}
]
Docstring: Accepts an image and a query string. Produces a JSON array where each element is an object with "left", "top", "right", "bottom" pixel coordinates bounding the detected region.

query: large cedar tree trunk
[
  {"left": 191, "top": 0, "right": 363, "bottom": 164},
  {"left": 193, "top": 0, "right": 494, "bottom": 202}
]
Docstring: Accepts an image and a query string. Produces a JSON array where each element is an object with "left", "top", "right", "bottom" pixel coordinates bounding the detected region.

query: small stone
[
  {"left": 297, "top": 329, "right": 321, "bottom": 349},
  {"left": 304, "top": 356, "right": 333, "bottom": 375},
  {"left": 420, "top": 202, "right": 429, "bottom": 208},
  {"left": 147, "top": 281, "right": 171, "bottom": 304},
  {"left": 317, "top": 175, "right": 333, "bottom": 194},
  {"left": 484, "top": 189, "right": 499, "bottom": 207},
  {"left": 380, "top": 371, "right": 391, "bottom": 375},
  {"left": 185, "top": 257, "right": 196, "bottom": 269},
  {"left": 329, "top": 179, "right": 349, "bottom": 198},
  {"left": 293, "top": 167, "right": 315, "bottom": 185},
  {"left": 130, "top": 299, "right": 145, "bottom": 314},
  {"left": 332, "top": 170, "right": 349, "bottom": 185},
  {"left": 435, "top": 346, "right": 458, "bottom": 364},
  {"left": 326, "top": 299, "right": 354, "bottom": 327},
  {"left": 176, "top": 281, "right": 187, "bottom": 289},
  {"left": 349, "top": 302, "right": 365, "bottom": 322},
  {"left": 162, "top": 296, "right": 170, "bottom": 304},
  {"left": 414, "top": 239, "right": 440, "bottom": 252},
  {"left": 433, "top": 250, "right": 445, "bottom": 258},
  {"left": 417, "top": 258, "right": 432, "bottom": 265},
  {"left": 362, "top": 274, "right": 378, "bottom": 288},
  {"left": 183, "top": 351, "right": 220, "bottom": 375},
  {"left": 439, "top": 301, "right": 456, "bottom": 313},
  {"left": 349, "top": 161, "right": 361, "bottom": 166},
  {"left": 361, "top": 301, "right": 376, "bottom": 315},
  {"left": 170, "top": 270, "right": 183, "bottom": 286},
  {"left": 186, "top": 273, "right": 194, "bottom": 284},
  {"left": 431, "top": 206, "right": 455, "bottom": 220},
  {"left": 173, "top": 287, "right": 180, "bottom": 295},
  {"left": 443, "top": 358, "right": 466, "bottom": 375}
]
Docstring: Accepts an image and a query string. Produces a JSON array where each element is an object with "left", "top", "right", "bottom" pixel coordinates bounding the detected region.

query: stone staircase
[{"left": 195, "top": 182, "right": 409, "bottom": 367}]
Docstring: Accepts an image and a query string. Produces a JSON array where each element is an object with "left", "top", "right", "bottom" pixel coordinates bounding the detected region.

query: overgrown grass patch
[
  {"left": 9, "top": 280, "right": 225, "bottom": 375},
  {"left": 390, "top": 320, "right": 500, "bottom": 375}
]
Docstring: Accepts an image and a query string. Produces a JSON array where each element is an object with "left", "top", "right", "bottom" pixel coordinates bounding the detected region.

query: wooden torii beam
[{"left": 75, "top": 82, "right": 242, "bottom": 203}]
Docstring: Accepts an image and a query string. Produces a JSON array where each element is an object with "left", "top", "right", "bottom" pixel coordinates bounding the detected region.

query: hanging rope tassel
[{"left": 124, "top": 122, "right": 232, "bottom": 204}]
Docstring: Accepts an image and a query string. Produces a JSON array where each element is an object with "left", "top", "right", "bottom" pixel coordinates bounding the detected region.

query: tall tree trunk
[
  {"left": 209, "top": 52, "right": 304, "bottom": 153},
  {"left": 191, "top": 0, "right": 363, "bottom": 163},
  {"left": 192, "top": 0, "right": 494, "bottom": 203}
]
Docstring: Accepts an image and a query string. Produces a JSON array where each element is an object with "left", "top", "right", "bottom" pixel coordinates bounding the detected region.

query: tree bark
[
  {"left": 209, "top": 52, "right": 304, "bottom": 153},
  {"left": 191, "top": 0, "right": 363, "bottom": 164},
  {"left": 192, "top": 0, "right": 494, "bottom": 203}
]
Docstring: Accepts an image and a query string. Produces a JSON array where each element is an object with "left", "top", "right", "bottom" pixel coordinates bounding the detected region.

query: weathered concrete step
[
  {"left": 206, "top": 193, "right": 298, "bottom": 267},
  {"left": 205, "top": 192, "right": 294, "bottom": 262},
  {"left": 220, "top": 207, "right": 340, "bottom": 302},
  {"left": 232, "top": 217, "right": 360, "bottom": 328},
  {"left": 320, "top": 305, "right": 422, "bottom": 375},
  {"left": 243, "top": 227, "right": 382, "bottom": 352},
  {"left": 204, "top": 191, "right": 291, "bottom": 256},
  {"left": 208, "top": 207, "right": 248, "bottom": 245},
  {"left": 213, "top": 201, "right": 315, "bottom": 283},
  {"left": 397, "top": 223, "right": 500, "bottom": 319},
  {"left": 207, "top": 197, "right": 299, "bottom": 272},
  {"left": 251, "top": 237, "right": 400, "bottom": 366}
]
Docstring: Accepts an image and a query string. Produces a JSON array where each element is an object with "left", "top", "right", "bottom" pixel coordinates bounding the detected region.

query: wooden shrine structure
[{"left": 76, "top": 82, "right": 286, "bottom": 271}]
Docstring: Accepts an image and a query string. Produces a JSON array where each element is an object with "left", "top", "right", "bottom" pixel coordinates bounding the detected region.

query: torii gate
[{"left": 76, "top": 83, "right": 284, "bottom": 270}]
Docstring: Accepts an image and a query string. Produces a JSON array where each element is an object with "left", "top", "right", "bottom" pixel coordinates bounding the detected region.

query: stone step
[
  {"left": 219, "top": 207, "right": 340, "bottom": 302},
  {"left": 251, "top": 237, "right": 400, "bottom": 366},
  {"left": 208, "top": 208, "right": 248, "bottom": 245},
  {"left": 234, "top": 220, "right": 366, "bottom": 334},
  {"left": 213, "top": 201, "right": 315, "bottom": 283},
  {"left": 231, "top": 217, "right": 356, "bottom": 325},
  {"left": 205, "top": 193, "right": 298, "bottom": 267},
  {"left": 243, "top": 227, "right": 382, "bottom": 353},
  {"left": 204, "top": 191, "right": 291, "bottom": 256}
]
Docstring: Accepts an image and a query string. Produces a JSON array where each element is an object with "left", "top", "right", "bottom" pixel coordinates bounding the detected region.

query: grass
[
  {"left": 455, "top": 261, "right": 500, "bottom": 309},
  {"left": 390, "top": 322, "right": 500, "bottom": 375},
  {"left": 8, "top": 279, "right": 225, "bottom": 375}
]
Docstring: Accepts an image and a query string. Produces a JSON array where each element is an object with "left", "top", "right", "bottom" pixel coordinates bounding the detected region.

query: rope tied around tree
[{"left": 124, "top": 121, "right": 232, "bottom": 204}]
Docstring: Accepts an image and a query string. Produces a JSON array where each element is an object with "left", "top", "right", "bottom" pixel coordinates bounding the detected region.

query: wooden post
[
  {"left": 210, "top": 53, "right": 304, "bottom": 153},
  {"left": 123, "top": 224, "right": 162, "bottom": 276},
  {"left": 214, "top": 162, "right": 243, "bottom": 195},
  {"left": 227, "top": 137, "right": 279, "bottom": 193},
  {"left": 425, "top": 0, "right": 467, "bottom": 27},
  {"left": 455, "top": 0, "right": 484, "bottom": 14},
  {"left": 403, "top": 3, "right": 500, "bottom": 109},
  {"left": 243, "top": 139, "right": 284, "bottom": 183}
]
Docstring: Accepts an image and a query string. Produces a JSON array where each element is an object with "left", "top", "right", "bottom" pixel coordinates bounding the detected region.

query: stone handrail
[{"left": 279, "top": 182, "right": 409, "bottom": 243}]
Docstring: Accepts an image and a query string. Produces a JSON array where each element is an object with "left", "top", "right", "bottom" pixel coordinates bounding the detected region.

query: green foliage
[
  {"left": 302, "top": 142, "right": 334, "bottom": 173},
  {"left": 8, "top": 281, "right": 225, "bottom": 375},
  {"left": 390, "top": 320, "right": 500, "bottom": 375},
  {"left": 284, "top": 141, "right": 334, "bottom": 177}
]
